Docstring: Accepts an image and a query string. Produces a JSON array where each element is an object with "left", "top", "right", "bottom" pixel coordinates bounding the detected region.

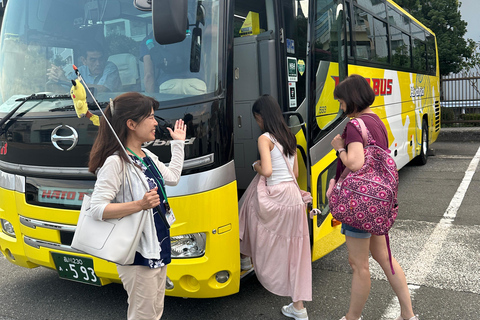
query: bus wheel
[{"left": 414, "top": 119, "right": 428, "bottom": 165}]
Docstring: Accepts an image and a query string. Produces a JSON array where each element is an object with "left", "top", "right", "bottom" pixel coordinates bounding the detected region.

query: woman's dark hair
[
  {"left": 252, "top": 94, "right": 296, "bottom": 157},
  {"left": 334, "top": 74, "right": 375, "bottom": 115},
  {"left": 88, "top": 92, "right": 159, "bottom": 173}
]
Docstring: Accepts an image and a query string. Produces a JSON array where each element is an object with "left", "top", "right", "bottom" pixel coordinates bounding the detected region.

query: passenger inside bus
[
  {"left": 47, "top": 42, "right": 121, "bottom": 93},
  {"left": 140, "top": 0, "right": 208, "bottom": 95},
  {"left": 140, "top": 31, "right": 206, "bottom": 95}
]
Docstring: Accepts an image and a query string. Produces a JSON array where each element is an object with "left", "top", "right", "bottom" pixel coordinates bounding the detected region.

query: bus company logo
[
  {"left": 41, "top": 189, "right": 90, "bottom": 201},
  {"left": 0, "top": 142, "right": 7, "bottom": 155},
  {"left": 369, "top": 78, "right": 393, "bottom": 96},
  {"left": 410, "top": 84, "right": 425, "bottom": 98},
  {"left": 144, "top": 137, "right": 196, "bottom": 147},
  {"left": 332, "top": 76, "right": 393, "bottom": 96}
]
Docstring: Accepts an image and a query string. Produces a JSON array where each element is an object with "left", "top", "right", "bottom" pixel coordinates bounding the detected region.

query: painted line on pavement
[{"left": 380, "top": 145, "right": 480, "bottom": 320}]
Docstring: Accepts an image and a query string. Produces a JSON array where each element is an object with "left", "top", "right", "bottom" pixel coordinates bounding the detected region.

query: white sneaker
[
  {"left": 281, "top": 303, "right": 308, "bottom": 320},
  {"left": 339, "top": 316, "right": 363, "bottom": 320},
  {"left": 240, "top": 257, "right": 252, "bottom": 271}
]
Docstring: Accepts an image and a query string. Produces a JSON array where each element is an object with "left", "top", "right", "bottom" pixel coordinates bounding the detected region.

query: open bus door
[
  {"left": 233, "top": 0, "right": 284, "bottom": 192},
  {"left": 306, "top": 0, "right": 349, "bottom": 261}
]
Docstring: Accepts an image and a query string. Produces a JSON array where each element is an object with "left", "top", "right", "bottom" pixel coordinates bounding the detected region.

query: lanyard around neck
[{"left": 126, "top": 147, "right": 168, "bottom": 203}]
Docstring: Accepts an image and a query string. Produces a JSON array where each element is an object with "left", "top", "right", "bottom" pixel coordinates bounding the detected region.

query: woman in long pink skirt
[{"left": 239, "top": 94, "right": 312, "bottom": 320}]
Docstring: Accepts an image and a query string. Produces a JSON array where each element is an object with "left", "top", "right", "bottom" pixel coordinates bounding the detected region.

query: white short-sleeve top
[{"left": 263, "top": 132, "right": 295, "bottom": 186}]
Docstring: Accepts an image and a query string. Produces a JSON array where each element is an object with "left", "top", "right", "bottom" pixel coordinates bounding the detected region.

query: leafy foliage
[{"left": 396, "top": 0, "right": 478, "bottom": 75}]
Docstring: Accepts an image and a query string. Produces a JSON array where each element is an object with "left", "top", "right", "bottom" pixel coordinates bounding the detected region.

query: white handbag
[{"left": 71, "top": 162, "right": 148, "bottom": 265}]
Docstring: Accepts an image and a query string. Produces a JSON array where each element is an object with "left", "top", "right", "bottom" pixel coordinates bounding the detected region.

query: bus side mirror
[
  {"left": 190, "top": 2, "right": 205, "bottom": 72},
  {"left": 139, "top": 0, "right": 187, "bottom": 45},
  {"left": 190, "top": 27, "right": 202, "bottom": 72}
]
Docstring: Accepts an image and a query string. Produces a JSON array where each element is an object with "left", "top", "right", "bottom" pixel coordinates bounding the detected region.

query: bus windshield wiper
[
  {"left": 49, "top": 105, "right": 75, "bottom": 112},
  {"left": 0, "top": 93, "right": 69, "bottom": 136}
]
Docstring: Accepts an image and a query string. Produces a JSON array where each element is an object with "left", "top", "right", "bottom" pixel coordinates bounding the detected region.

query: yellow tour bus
[{"left": 0, "top": 0, "right": 439, "bottom": 298}]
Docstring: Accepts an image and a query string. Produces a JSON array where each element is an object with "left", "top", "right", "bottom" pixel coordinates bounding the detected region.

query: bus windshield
[{"left": 0, "top": 0, "right": 220, "bottom": 110}]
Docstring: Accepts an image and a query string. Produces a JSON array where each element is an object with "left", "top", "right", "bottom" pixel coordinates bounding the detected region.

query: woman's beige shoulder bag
[{"left": 71, "top": 162, "right": 148, "bottom": 265}]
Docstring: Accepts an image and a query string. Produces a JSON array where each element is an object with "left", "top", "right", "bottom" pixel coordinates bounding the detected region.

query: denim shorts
[{"left": 341, "top": 223, "right": 372, "bottom": 239}]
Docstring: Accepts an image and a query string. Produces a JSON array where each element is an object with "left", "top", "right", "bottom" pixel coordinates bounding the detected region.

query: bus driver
[{"left": 47, "top": 42, "right": 121, "bottom": 93}]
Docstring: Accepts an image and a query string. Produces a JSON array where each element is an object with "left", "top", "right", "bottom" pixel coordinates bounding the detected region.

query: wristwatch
[{"left": 336, "top": 148, "right": 346, "bottom": 157}]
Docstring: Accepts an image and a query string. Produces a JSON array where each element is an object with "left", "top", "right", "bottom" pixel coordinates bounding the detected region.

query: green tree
[
  {"left": 396, "top": 0, "right": 477, "bottom": 75},
  {"left": 464, "top": 42, "right": 480, "bottom": 96}
]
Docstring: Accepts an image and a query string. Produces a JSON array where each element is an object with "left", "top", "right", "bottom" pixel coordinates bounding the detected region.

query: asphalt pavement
[{"left": 437, "top": 126, "right": 480, "bottom": 142}]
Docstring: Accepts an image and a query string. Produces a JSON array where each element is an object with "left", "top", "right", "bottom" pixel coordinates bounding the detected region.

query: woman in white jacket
[{"left": 88, "top": 92, "right": 186, "bottom": 320}]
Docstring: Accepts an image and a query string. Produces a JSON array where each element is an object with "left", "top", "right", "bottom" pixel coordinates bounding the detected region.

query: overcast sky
[{"left": 460, "top": 0, "right": 480, "bottom": 43}]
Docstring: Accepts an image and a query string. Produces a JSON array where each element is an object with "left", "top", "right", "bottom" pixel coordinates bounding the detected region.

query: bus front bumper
[{"left": 0, "top": 181, "right": 241, "bottom": 298}]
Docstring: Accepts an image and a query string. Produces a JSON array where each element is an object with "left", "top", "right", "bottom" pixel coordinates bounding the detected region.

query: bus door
[
  {"left": 306, "top": 0, "right": 350, "bottom": 260},
  {"left": 232, "top": 0, "right": 281, "bottom": 192}
]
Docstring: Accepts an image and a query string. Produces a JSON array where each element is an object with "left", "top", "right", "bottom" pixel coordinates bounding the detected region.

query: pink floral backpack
[{"left": 327, "top": 117, "right": 399, "bottom": 273}]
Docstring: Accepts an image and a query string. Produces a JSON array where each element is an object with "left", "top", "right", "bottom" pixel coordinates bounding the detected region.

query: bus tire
[{"left": 413, "top": 119, "right": 428, "bottom": 165}]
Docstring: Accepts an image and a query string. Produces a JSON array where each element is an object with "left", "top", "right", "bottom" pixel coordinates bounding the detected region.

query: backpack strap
[
  {"left": 385, "top": 234, "right": 395, "bottom": 275},
  {"left": 361, "top": 113, "right": 389, "bottom": 144},
  {"left": 338, "top": 118, "right": 369, "bottom": 180},
  {"left": 353, "top": 118, "right": 369, "bottom": 147}
]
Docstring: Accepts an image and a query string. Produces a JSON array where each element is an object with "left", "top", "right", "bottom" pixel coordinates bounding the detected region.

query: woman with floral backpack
[{"left": 330, "top": 75, "right": 419, "bottom": 320}]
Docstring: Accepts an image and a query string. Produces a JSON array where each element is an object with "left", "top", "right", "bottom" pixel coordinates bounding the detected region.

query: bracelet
[
  {"left": 336, "top": 148, "right": 346, "bottom": 157},
  {"left": 252, "top": 161, "right": 258, "bottom": 172}
]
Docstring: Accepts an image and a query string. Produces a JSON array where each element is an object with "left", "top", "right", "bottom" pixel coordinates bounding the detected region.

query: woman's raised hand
[
  {"left": 167, "top": 119, "right": 187, "bottom": 141},
  {"left": 140, "top": 187, "right": 161, "bottom": 210}
]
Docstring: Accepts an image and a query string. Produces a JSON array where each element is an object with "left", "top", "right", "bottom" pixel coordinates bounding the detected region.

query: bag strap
[
  {"left": 353, "top": 118, "right": 368, "bottom": 147},
  {"left": 338, "top": 118, "right": 368, "bottom": 180},
  {"left": 123, "top": 161, "right": 135, "bottom": 200},
  {"left": 360, "top": 113, "right": 389, "bottom": 144}
]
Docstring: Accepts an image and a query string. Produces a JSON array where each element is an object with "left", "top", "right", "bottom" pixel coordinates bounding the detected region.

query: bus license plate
[{"left": 51, "top": 252, "right": 101, "bottom": 286}]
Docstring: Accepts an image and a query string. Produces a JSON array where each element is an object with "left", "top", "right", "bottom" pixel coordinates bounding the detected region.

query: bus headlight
[
  {"left": 1, "top": 219, "right": 16, "bottom": 238},
  {"left": 171, "top": 233, "right": 206, "bottom": 258}
]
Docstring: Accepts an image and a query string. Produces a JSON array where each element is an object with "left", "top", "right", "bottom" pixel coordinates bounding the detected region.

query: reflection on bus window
[
  {"left": 387, "top": 4, "right": 409, "bottom": 32},
  {"left": 391, "top": 27, "right": 411, "bottom": 69},
  {"left": 354, "top": 7, "right": 374, "bottom": 60},
  {"left": 312, "top": 0, "right": 345, "bottom": 140},
  {"left": 426, "top": 32, "right": 437, "bottom": 75},
  {"left": 0, "top": 0, "right": 221, "bottom": 107},
  {"left": 413, "top": 38, "right": 427, "bottom": 72},
  {"left": 316, "top": 159, "right": 337, "bottom": 227},
  {"left": 373, "top": 18, "right": 388, "bottom": 63},
  {"left": 354, "top": 7, "right": 388, "bottom": 63},
  {"left": 353, "top": 0, "right": 387, "bottom": 18}
]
